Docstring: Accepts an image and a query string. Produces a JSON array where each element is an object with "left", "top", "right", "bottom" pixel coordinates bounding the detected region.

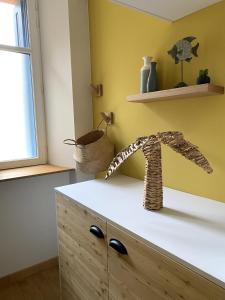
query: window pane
[
  {"left": 0, "top": 0, "right": 29, "bottom": 47},
  {"left": 0, "top": 50, "right": 37, "bottom": 162}
]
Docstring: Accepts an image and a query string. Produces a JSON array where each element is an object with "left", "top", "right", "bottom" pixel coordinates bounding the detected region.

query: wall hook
[
  {"left": 97, "top": 112, "right": 113, "bottom": 129},
  {"left": 100, "top": 112, "right": 113, "bottom": 125},
  {"left": 91, "top": 84, "right": 103, "bottom": 97}
]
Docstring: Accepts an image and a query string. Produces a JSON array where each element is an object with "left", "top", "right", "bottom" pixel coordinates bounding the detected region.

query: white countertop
[{"left": 55, "top": 175, "right": 225, "bottom": 288}]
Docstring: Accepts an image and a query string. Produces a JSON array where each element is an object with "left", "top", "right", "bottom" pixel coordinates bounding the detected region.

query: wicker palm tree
[{"left": 105, "top": 131, "right": 213, "bottom": 211}]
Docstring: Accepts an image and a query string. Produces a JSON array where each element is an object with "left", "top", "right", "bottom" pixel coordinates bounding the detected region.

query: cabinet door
[
  {"left": 107, "top": 223, "right": 225, "bottom": 300},
  {"left": 56, "top": 193, "right": 108, "bottom": 300}
]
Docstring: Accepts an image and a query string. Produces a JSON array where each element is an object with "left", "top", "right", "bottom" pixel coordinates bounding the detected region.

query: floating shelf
[{"left": 127, "top": 84, "right": 224, "bottom": 103}]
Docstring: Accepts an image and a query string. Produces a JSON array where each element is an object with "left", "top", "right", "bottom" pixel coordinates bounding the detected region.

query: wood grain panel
[
  {"left": 107, "top": 222, "right": 225, "bottom": 300},
  {"left": 0, "top": 266, "right": 59, "bottom": 300},
  {"left": 56, "top": 193, "right": 108, "bottom": 300},
  {"left": 127, "top": 84, "right": 224, "bottom": 103},
  {"left": 0, "top": 257, "right": 58, "bottom": 290},
  {"left": 0, "top": 164, "right": 74, "bottom": 182}
]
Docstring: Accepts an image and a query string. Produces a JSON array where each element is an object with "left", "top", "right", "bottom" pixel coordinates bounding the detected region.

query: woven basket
[{"left": 68, "top": 129, "right": 114, "bottom": 174}]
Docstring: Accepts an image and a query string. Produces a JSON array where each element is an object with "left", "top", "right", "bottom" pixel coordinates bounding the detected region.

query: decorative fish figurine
[{"left": 168, "top": 36, "right": 199, "bottom": 64}]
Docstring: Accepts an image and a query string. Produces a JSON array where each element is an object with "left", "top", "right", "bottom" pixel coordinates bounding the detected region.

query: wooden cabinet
[
  {"left": 56, "top": 192, "right": 225, "bottom": 300},
  {"left": 56, "top": 193, "right": 108, "bottom": 300},
  {"left": 107, "top": 223, "right": 225, "bottom": 300}
]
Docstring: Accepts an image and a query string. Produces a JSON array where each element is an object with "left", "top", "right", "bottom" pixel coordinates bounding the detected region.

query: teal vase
[
  {"left": 140, "top": 56, "right": 152, "bottom": 93},
  {"left": 147, "top": 62, "right": 157, "bottom": 92}
]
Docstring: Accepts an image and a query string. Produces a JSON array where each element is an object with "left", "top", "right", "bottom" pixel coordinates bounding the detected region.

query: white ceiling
[{"left": 112, "top": 0, "right": 223, "bottom": 21}]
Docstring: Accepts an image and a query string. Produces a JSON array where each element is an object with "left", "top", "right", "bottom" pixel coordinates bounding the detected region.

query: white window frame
[{"left": 0, "top": 0, "right": 47, "bottom": 170}]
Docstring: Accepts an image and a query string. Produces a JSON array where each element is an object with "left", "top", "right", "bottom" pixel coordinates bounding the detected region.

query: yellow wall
[{"left": 89, "top": 0, "right": 225, "bottom": 202}]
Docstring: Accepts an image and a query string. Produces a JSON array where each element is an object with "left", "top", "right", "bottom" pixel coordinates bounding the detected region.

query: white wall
[
  {"left": 38, "top": 0, "right": 93, "bottom": 174},
  {"left": 38, "top": 0, "right": 75, "bottom": 168},
  {"left": 0, "top": 172, "right": 71, "bottom": 278},
  {"left": 68, "top": 0, "right": 93, "bottom": 139},
  {"left": 0, "top": 0, "right": 94, "bottom": 278},
  {"left": 68, "top": 0, "right": 94, "bottom": 182}
]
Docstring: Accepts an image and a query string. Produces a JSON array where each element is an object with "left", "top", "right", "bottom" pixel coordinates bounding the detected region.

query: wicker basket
[{"left": 65, "top": 130, "right": 114, "bottom": 174}]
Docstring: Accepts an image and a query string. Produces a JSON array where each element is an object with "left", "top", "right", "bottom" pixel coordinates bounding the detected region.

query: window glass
[
  {"left": 0, "top": 50, "right": 37, "bottom": 162},
  {"left": 0, "top": 0, "right": 29, "bottom": 48}
]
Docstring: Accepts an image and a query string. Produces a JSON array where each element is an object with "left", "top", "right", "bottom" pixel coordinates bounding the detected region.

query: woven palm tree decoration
[{"left": 105, "top": 131, "right": 213, "bottom": 211}]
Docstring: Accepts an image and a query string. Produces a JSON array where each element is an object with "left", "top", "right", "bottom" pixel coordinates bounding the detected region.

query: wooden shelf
[
  {"left": 0, "top": 164, "right": 74, "bottom": 182},
  {"left": 127, "top": 84, "right": 224, "bottom": 103}
]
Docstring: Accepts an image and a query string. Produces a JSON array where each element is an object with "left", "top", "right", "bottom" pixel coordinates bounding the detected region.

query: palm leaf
[
  {"left": 105, "top": 137, "right": 148, "bottom": 179},
  {"left": 158, "top": 131, "right": 213, "bottom": 174}
]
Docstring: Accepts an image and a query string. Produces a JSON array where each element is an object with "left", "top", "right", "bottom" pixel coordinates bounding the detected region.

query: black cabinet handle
[
  {"left": 89, "top": 225, "right": 104, "bottom": 239},
  {"left": 109, "top": 239, "right": 128, "bottom": 255}
]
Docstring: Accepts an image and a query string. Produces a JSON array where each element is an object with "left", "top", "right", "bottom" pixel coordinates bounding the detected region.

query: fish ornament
[
  {"left": 168, "top": 36, "right": 199, "bottom": 64},
  {"left": 168, "top": 36, "right": 199, "bottom": 88}
]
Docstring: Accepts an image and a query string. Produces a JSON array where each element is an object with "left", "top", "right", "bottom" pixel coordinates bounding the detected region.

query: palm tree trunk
[{"left": 142, "top": 137, "right": 163, "bottom": 210}]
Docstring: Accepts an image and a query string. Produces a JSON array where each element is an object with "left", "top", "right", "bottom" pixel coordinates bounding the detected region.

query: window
[{"left": 0, "top": 0, "right": 46, "bottom": 169}]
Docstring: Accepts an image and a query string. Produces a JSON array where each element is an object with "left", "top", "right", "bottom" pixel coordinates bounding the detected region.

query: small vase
[
  {"left": 147, "top": 62, "right": 157, "bottom": 92},
  {"left": 140, "top": 56, "right": 152, "bottom": 93}
]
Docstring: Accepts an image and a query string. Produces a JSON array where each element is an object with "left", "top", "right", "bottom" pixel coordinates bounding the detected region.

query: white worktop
[{"left": 55, "top": 175, "right": 225, "bottom": 288}]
